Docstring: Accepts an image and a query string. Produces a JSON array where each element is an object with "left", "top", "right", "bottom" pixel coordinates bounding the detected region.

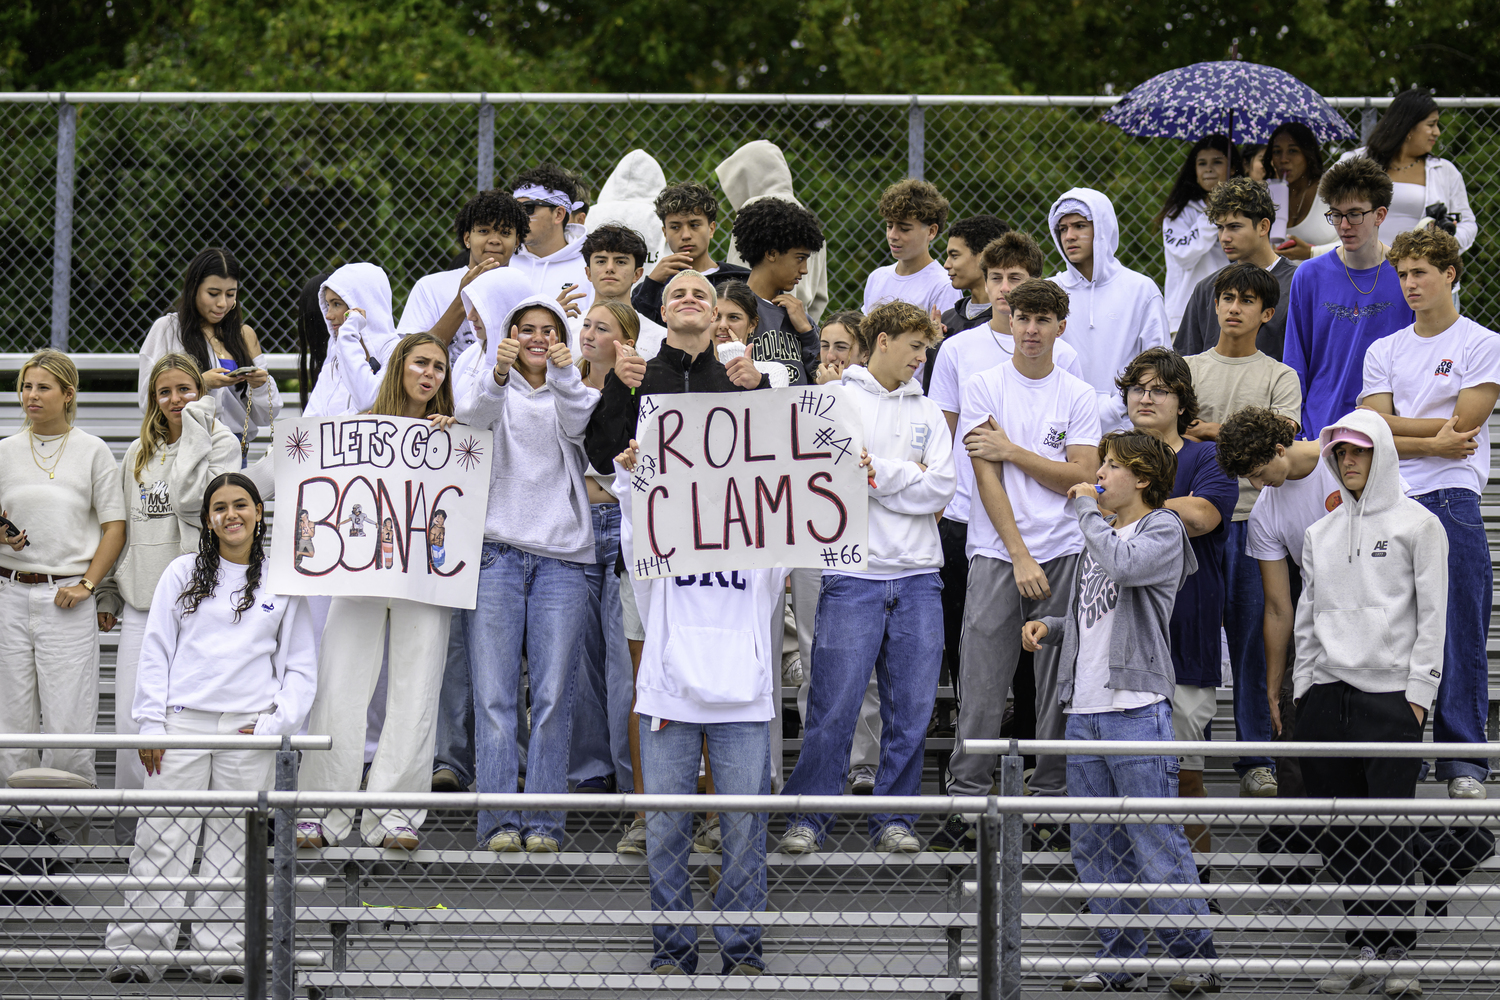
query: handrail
[
  {"left": 961, "top": 739, "right": 1495, "bottom": 757},
  {"left": 0, "top": 734, "right": 331, "bottom": 750}
]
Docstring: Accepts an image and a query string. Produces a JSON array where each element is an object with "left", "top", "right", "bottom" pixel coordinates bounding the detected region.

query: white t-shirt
[
  {"left": 1066, "top": 519, "right": 1163, "bottom": 714},
  {"left": 862, "top": 259, "right": 962, "bottom": 315},
  {"left": 957, "top": 361, "right": 1101, "bottom": 564},
  {"left": 929, "top": 325, "right": 1083, "bottom": 524},
  {"left": 1245, "top": 463, "right": 1343, "bottom": 571},
  {"left": 398, "top": 266, "right": 475, "bottom": 364},
  {"left": 1361, "top": 316, "right": 1500, "bottom": 497},
  {"left": 0, "top": 429, "right": 125, "bottom": 577},
  {"left": 1384, "top": 182, "right": 1429, "bottom": 240}
]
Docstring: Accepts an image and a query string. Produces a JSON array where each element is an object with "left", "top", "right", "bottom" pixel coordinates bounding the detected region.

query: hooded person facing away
[
  {"left": 584, "top": 149, "right": 669, "bottom": 273},
  {"left": 717, "top": 140, "right": 829, "bottom": 324},
  {"left": 1047, "top": 188, "right": 1171, "bottom": 433}
]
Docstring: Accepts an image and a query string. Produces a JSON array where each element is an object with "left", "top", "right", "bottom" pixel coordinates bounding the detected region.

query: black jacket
[
  {"left": 921, "top": 296, "right": 994, "bottom": 394},
  {"left": 630, "top": 262, "right": 752, "bottom": 325},
  {"left": 584, "top": 342, "right": 769, "bottom": 475}
]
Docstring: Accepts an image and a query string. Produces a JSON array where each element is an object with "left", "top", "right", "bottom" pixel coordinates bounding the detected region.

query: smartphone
[
  {"left": 1276, "top": 239, "right": 1297, "bottom": 251},
  {"left": 0, "top": 514, "right": 29, "bottom": 547}
]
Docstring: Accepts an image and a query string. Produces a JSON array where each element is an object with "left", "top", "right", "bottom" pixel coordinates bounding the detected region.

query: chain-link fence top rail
[{"left": 2, "top": 93, "right": 1498, "bottom": 355}]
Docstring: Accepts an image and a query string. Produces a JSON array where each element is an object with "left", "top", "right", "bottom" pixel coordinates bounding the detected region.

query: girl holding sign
[
  {"left": 95, "top": 353, "right": 239, "bottom": 806},
  {"left": 296, "top": 333, "right": 457, "bottom": 851},
  {"left": 103, "top": 472, "right": 316, "bottom": 985},
  {"left": 456, "top": 282, "right": 600, "bottom": 854}
]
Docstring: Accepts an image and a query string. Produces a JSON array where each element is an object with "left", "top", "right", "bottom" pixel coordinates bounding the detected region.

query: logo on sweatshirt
[
  {"left": 1371, "top": 540, "right": 1389, "bottom": 558},
  {"left": 1434, "top": 359, "right": 1454, "bottom": 377},
  {"left": 134, "top": 480, "right": 172, "bottom": 521},
  {"left": 1042, "top": 426, "right": 1068, "bottom": 450},
  {"left": 261, "top": 602, "right": 275, "bottom": 612},
  {"left": 910, "top": 424, "right": 930, "bottom": 450},
  {"left": 674, "top": 572, "right": 748, "bottom": 591},
  {"left": 1077, "top": 554, "right": 1119, "bottom": 630}
]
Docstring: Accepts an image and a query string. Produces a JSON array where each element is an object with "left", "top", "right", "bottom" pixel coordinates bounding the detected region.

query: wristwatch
[{"left": 80, "top": 578, "right": 95, "bottom": 593}]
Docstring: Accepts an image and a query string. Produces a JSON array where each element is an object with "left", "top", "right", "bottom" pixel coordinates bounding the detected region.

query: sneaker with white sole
[
  {"left": 778, "top": 825, "right": 819, "bottom": 854},
  {"left": 191, "top": 965, "right": 245, "bottom": 984},
  {"left": 616, "top": 817, "right": 647, "bottom": 855},
  {"left": 1239, "top": 767, "right": 1278, "bottom": 797},
  {"left": 692, "top": 816, "right": 721, "bottom": 854},
  {"left": 525, "top": 834, "right": 560, "bottom": 853},
  {"left": 849, "top": 765, "right": 876, "bottom": 794},
  {"left": 1379, "top": 946, "right": 1422, "bottom": 997},
  {"left": 1063, "top": 972, "right": 1148, "bottom": 991},
  {"left": 1169, "top": 971, "right": 1224, "bottom": 995},
  {"left": 876, "top": 825, "right": 921, "bottom": 853},
  {"left": 104, "top": 965, "right": 159, "bottom": 984},
  {"left": 1317, "top": 946, "right": 1379, "bottom": 994},
  {"left": 487, "top": 829, "right": 524, "bottom": 853},
  {"left": 382, "top": 826, "right": 419, "bottom": 850},
  {"left": 1448, "top": 776, "right": 1486, "bottom": 799}
]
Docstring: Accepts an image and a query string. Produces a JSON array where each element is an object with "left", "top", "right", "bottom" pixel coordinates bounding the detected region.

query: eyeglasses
[
  {"left": 1126, "top": 384, "right": 1177, "bottom": 401},
  {"left": 1325, "top": 208, "right": 1374, "bottom": 226}
]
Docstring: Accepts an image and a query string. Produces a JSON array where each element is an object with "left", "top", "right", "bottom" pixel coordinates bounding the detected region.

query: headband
[{"left": 513, "top": 185, "right": 585, "bottom": 212}]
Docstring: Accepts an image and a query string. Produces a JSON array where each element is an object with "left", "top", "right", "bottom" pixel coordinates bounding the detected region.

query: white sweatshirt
[
  {"left": 1161, "top": 199, "right": 1228, "bottom": 332},
  {"left": 134, "top": 555, "right": 318, "bottom": 737},
  {"left": 1047, "top": 188, "right": 1172, "bottom": 433},
  {"left": 454, "top": 294, "right": 600, "bottom": 563},
  {"left": 717, "top": 140, "right": 829, "bottom": 323},
  {"left": 839, "top": 366, "right": 955, "bottom": 576},
  {"left": 138, "top": 314, "right": 283, "bottom": 442},
  {"left": 398, "top": 266, "right": 476, "bottom": 364},
  {"left": 615, "top": 464, "right": 786, "bottom": 725},
  {"left": 304, "top": 263, "right": 400, "bottom": 418},
  {"left": 511, "top": 222, "right": 595, "bottom": 336}
]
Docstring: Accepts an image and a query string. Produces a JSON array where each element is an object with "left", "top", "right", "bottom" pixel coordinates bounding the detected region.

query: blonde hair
[
  {"left": 16, "top": 349, "right": 79, "bottom": 426},
  {"left": 579, "top": 301, "right": 640, "bottom": 380},
  {"left": 135, "top": 353, "right": 206, "bottom": 483},
  {"left": 371, "top": 333, "right": 454, "bottom": 418}
]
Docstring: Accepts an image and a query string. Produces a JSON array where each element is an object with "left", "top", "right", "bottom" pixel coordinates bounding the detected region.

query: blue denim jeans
[
  {"left": 1224, "top": 519, "right": 1272, "bottom": 774},
  {"left": 469, "top": 543, "right": 588, "bottom": 845},
  {"left": 1067, "top": 701, "right": 1217, "bottom": 976},
  {"left": 640, "top": 718, "right": 770, "bottom": 974},
  {"left": 567, "top": 503, "right": 634, "bottom": 790},
  {"left": 782, "top": 572, "right": 943, "bottom": 842},
  {"left": 432, "top": 608, "right": 475, "bottom": 787},
  {"left": 1415, "top": 489, "right": 1491, "bottom": 782}
]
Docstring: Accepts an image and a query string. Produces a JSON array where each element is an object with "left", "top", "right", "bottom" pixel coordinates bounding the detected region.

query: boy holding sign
[{"left": 779, "top": 302, "right": 956, "bottom": 854}]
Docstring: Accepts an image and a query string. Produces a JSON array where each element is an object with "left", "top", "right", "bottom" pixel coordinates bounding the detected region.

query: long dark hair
[
  {"left": 297, "top": 271, "right": 335, "bottom": 409},
  {"left": 1154, "top": 134, "right": 1244, "bottom": 229},
  {"left": 1260, "top": 121, "right": 1326, "bottom": 184},
  {"left": 1364, "top": 89, "right": 1440, "bottom": 170},
  {"left": 179, "top": 473, "right": 267, "bottom": 623},
  {"left": 175, "top": 249, "right": 253, "bottom": 374}
]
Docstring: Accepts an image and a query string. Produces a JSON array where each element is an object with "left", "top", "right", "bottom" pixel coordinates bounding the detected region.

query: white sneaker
[
  {"left": 1239, "top": 767, "right": 1278, "bottom": 797},
  {"left": 1317, "top": 946, "right": 1379, "bottom": 994},
  {"left": 1064, "top": 972, "right": 1148, "bottom": 991},
  {"left": 1448, "top": 776, "right": 1487, "bottom": 799},
  {"left": 781, "top": 655, "right": 805, "bottom": 687},
  {"left": 849, "top": 765, "right": 876, "bottom": 794},
  {"left": 875, "top": 825, "right": 921, "bottom": 853},
  {"left": 1379, "top": 946, "right": 1422, "bottom": 997},
  {"left": 778, "top": 825, "right": 819, "bottom": 854}
]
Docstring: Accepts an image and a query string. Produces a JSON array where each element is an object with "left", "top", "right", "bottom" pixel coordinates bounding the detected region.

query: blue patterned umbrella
[{"left": 1101, "top": 61, "right": 1355, "bottom": 144}]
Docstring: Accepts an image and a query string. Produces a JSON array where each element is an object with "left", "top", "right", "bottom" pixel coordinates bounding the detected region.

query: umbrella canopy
[{"left": 1101, "top": 61, "right": 1355, "bottom": 145}]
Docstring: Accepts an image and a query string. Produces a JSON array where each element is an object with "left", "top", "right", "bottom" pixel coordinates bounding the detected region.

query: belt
[{"left": 0, "top": 567, "right": 66, "bottom": 585}]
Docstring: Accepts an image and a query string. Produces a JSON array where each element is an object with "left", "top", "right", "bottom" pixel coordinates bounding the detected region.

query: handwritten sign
[
  {"left": 268, "top": 416, "right": 492, "bottom": 609},
  {"left": 629, "top": 387, "right": 867, "bottom": 579}
]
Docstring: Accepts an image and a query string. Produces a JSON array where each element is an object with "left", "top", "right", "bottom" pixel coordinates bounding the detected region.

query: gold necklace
[
  {"left": 1342, "top": 253, "right": 1385, "bottom": 296},
  {"left": 28, "top": 428, "right": 72, "bottom": 480}
]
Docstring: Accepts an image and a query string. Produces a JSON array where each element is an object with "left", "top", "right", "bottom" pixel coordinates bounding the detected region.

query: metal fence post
[
  {"left": 998, "top": 745, "right": 1024, "bottom": 1000},
  {"left": 245, "top": 806, "right": 270, "bottom": 1000},
  {"left": 976, "top": 795, "right": 999, "bottom": 1000},
  {"left": 477, "top": 95, "right": 495, "bottom": 192},
  {"left": 50, "top": 97, "right": 76, "bottom": 353},
  {"left": 907, "top": 97, "right": 925, "bottom": 181},
  {"left": 1361, "top": 98, "right": 1378, "bottom": 144},
  {"left": 271, "top": 738, "right": 297, "bottom": 1000}
]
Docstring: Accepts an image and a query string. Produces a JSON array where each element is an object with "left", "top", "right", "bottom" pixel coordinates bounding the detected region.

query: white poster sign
[
  {"left": 628, "top": 387, "right": 868, "bottom": 579},
  {"left": 268, "top": 416, "right": 492, "bottom": 609}
]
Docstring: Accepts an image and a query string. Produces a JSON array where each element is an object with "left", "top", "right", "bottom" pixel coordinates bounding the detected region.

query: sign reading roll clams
[
  {"left": 629, "top": 387, "right": 867, "bottom": 579},
  {"left": 268, "top": 416, "right": 492, "bottom": 609}
]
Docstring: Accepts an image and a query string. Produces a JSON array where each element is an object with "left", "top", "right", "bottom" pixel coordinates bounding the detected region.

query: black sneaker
[
  {"left": 1030, "top": 822, "right": 1070, "bottom": 852},
  {"left": 927, "top": 813, "right": 975, "bottom": 851}
]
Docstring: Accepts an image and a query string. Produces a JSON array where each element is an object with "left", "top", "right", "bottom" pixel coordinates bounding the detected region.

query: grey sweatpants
[{"left": 950, "top": 552, "right": 1080, "bottom": 798}]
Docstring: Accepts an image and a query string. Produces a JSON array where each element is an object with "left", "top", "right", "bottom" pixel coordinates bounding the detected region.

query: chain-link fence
[{"left": 2, "top": 93, "right": 1499, "bottom": 356}]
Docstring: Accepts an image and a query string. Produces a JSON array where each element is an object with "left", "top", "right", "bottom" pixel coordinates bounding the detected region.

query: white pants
[
  {"left": 790, "top": 568, "right": 880, "bottom": 773},
  {"left": 0, "top": 575, "right": 100, "bottom": 784},
  {"left": 112, "top": 606, "right": 150, "bottom": 793},
  {"left": 104, "top": 708, "right": 273, "bottom": 973},
  {"left": 298, "top": 597, "right": 449, "bottom": 844}
]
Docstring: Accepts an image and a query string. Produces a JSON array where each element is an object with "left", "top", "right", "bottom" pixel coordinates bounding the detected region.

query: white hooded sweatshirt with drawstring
[
  {"left": 716, "top": 140, "right": 829, "bottom": 323},
  {"left": 1047, "top": 188, "right": 1171, "bottom": 433},
  {"left": 511, "top": 220, "right": 594, "bottom": 347},
  {"left": 839, "top": 365, "right": 956, "bottom": 576},
  {"left": 305, "top": 263, "right": 400, "bottom": 418},
  {"left": 578, "top": 150, "right": 670, "bottom": 357},
  {"left": 1292, "top": 408, "right": 1448, "bottom": 709}
]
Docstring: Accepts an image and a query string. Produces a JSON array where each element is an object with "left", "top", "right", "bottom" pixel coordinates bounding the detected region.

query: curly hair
[
  {"left": 731, "top": 198, "right": 826, "bottom": 266},
  {"left": 1213, "top": 261, "right": 1281, "bottom": 311},
  {"left": 1387, "top": 226, "right": 1463, "bottom": 282},
  {"left": 581, "top": 223, "right": 649, "bottom": 270},
  {"left": 1116, "top": 347, "right": 1199, "bottom": 435},
  {"left": 454, "top": 190, "right": 531, "bottom": 246},
  {"left": 978, "top": 231, "right": 1047, "bottom": 278},
  {"left": 180, "top": 472, "right": 267, "bottom": 623},
  {"left": 1215, "top": 406, "right": 1296, "bottom": 479},
  {"left": 862, "top": 301, "right": 940, "bottom": 350},
  {"left": 511, "top": 164, "right": 580, "bottom": 206},
  {"left": 1005, "top": 278, "right": 1069, "bottom": 321},
  {"left": 879, "top": 178, "right": 950, "bottom": 229},
  {"left": 947, "top": 215, "right": 1010, "bottom": 254},
  {"left": 1320, "top": 156, "right": 1394, "bottom": 211},
  {"left": 1260, "top": 122, "right": 1326, "bottom": 185},
  {"left": 1206, "top": 176, "right": 1277, "bottom": 229},
  {"left": 1098, "top": 431, "right": 1177, "bottom": 509},
  {"left": 655, "top": 182, "right": 720, "bottom": 223},
  {"left": 1154, "top": 134, "right": 1244, "bottom": 229}
]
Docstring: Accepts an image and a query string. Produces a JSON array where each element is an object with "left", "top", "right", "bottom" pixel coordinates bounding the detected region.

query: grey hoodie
[
  {"left": 1041, "top": 498, "right": 1198, "bottom": 704},
  {"left": 1046, "top": 188, "right": 1171, "bottom": 432},
  {"left": 1293, "top": 409, "right": 1448, "bottom": 709},
  {"left": 716, "top": 140, "right": 829, "bottom": 322}
]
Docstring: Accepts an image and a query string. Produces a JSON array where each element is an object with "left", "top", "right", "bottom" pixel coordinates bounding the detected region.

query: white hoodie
[
  {"left": 511, "top": 221, "right": 594, "bottom": 347},
  {"left": 578, "top": 149, "right": 671, "bottom": 356},
  {"left": 615, "top": 464, "right": 787, "bottom": 725},
  {"left": 1293, "top": 409, "right": 1448, "bottom": 709},
  {"left": 305, "top": 263, "right": 400, "bottom": 418},
  {"left": 839, "top": 366, "right": 956, "bottom": 576},
  {"left": 717, "top": 140, "right": 829, "bottom": 323},
  {"left": 1047, "top": 188, "right": 1171, "bottom": 432}
]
